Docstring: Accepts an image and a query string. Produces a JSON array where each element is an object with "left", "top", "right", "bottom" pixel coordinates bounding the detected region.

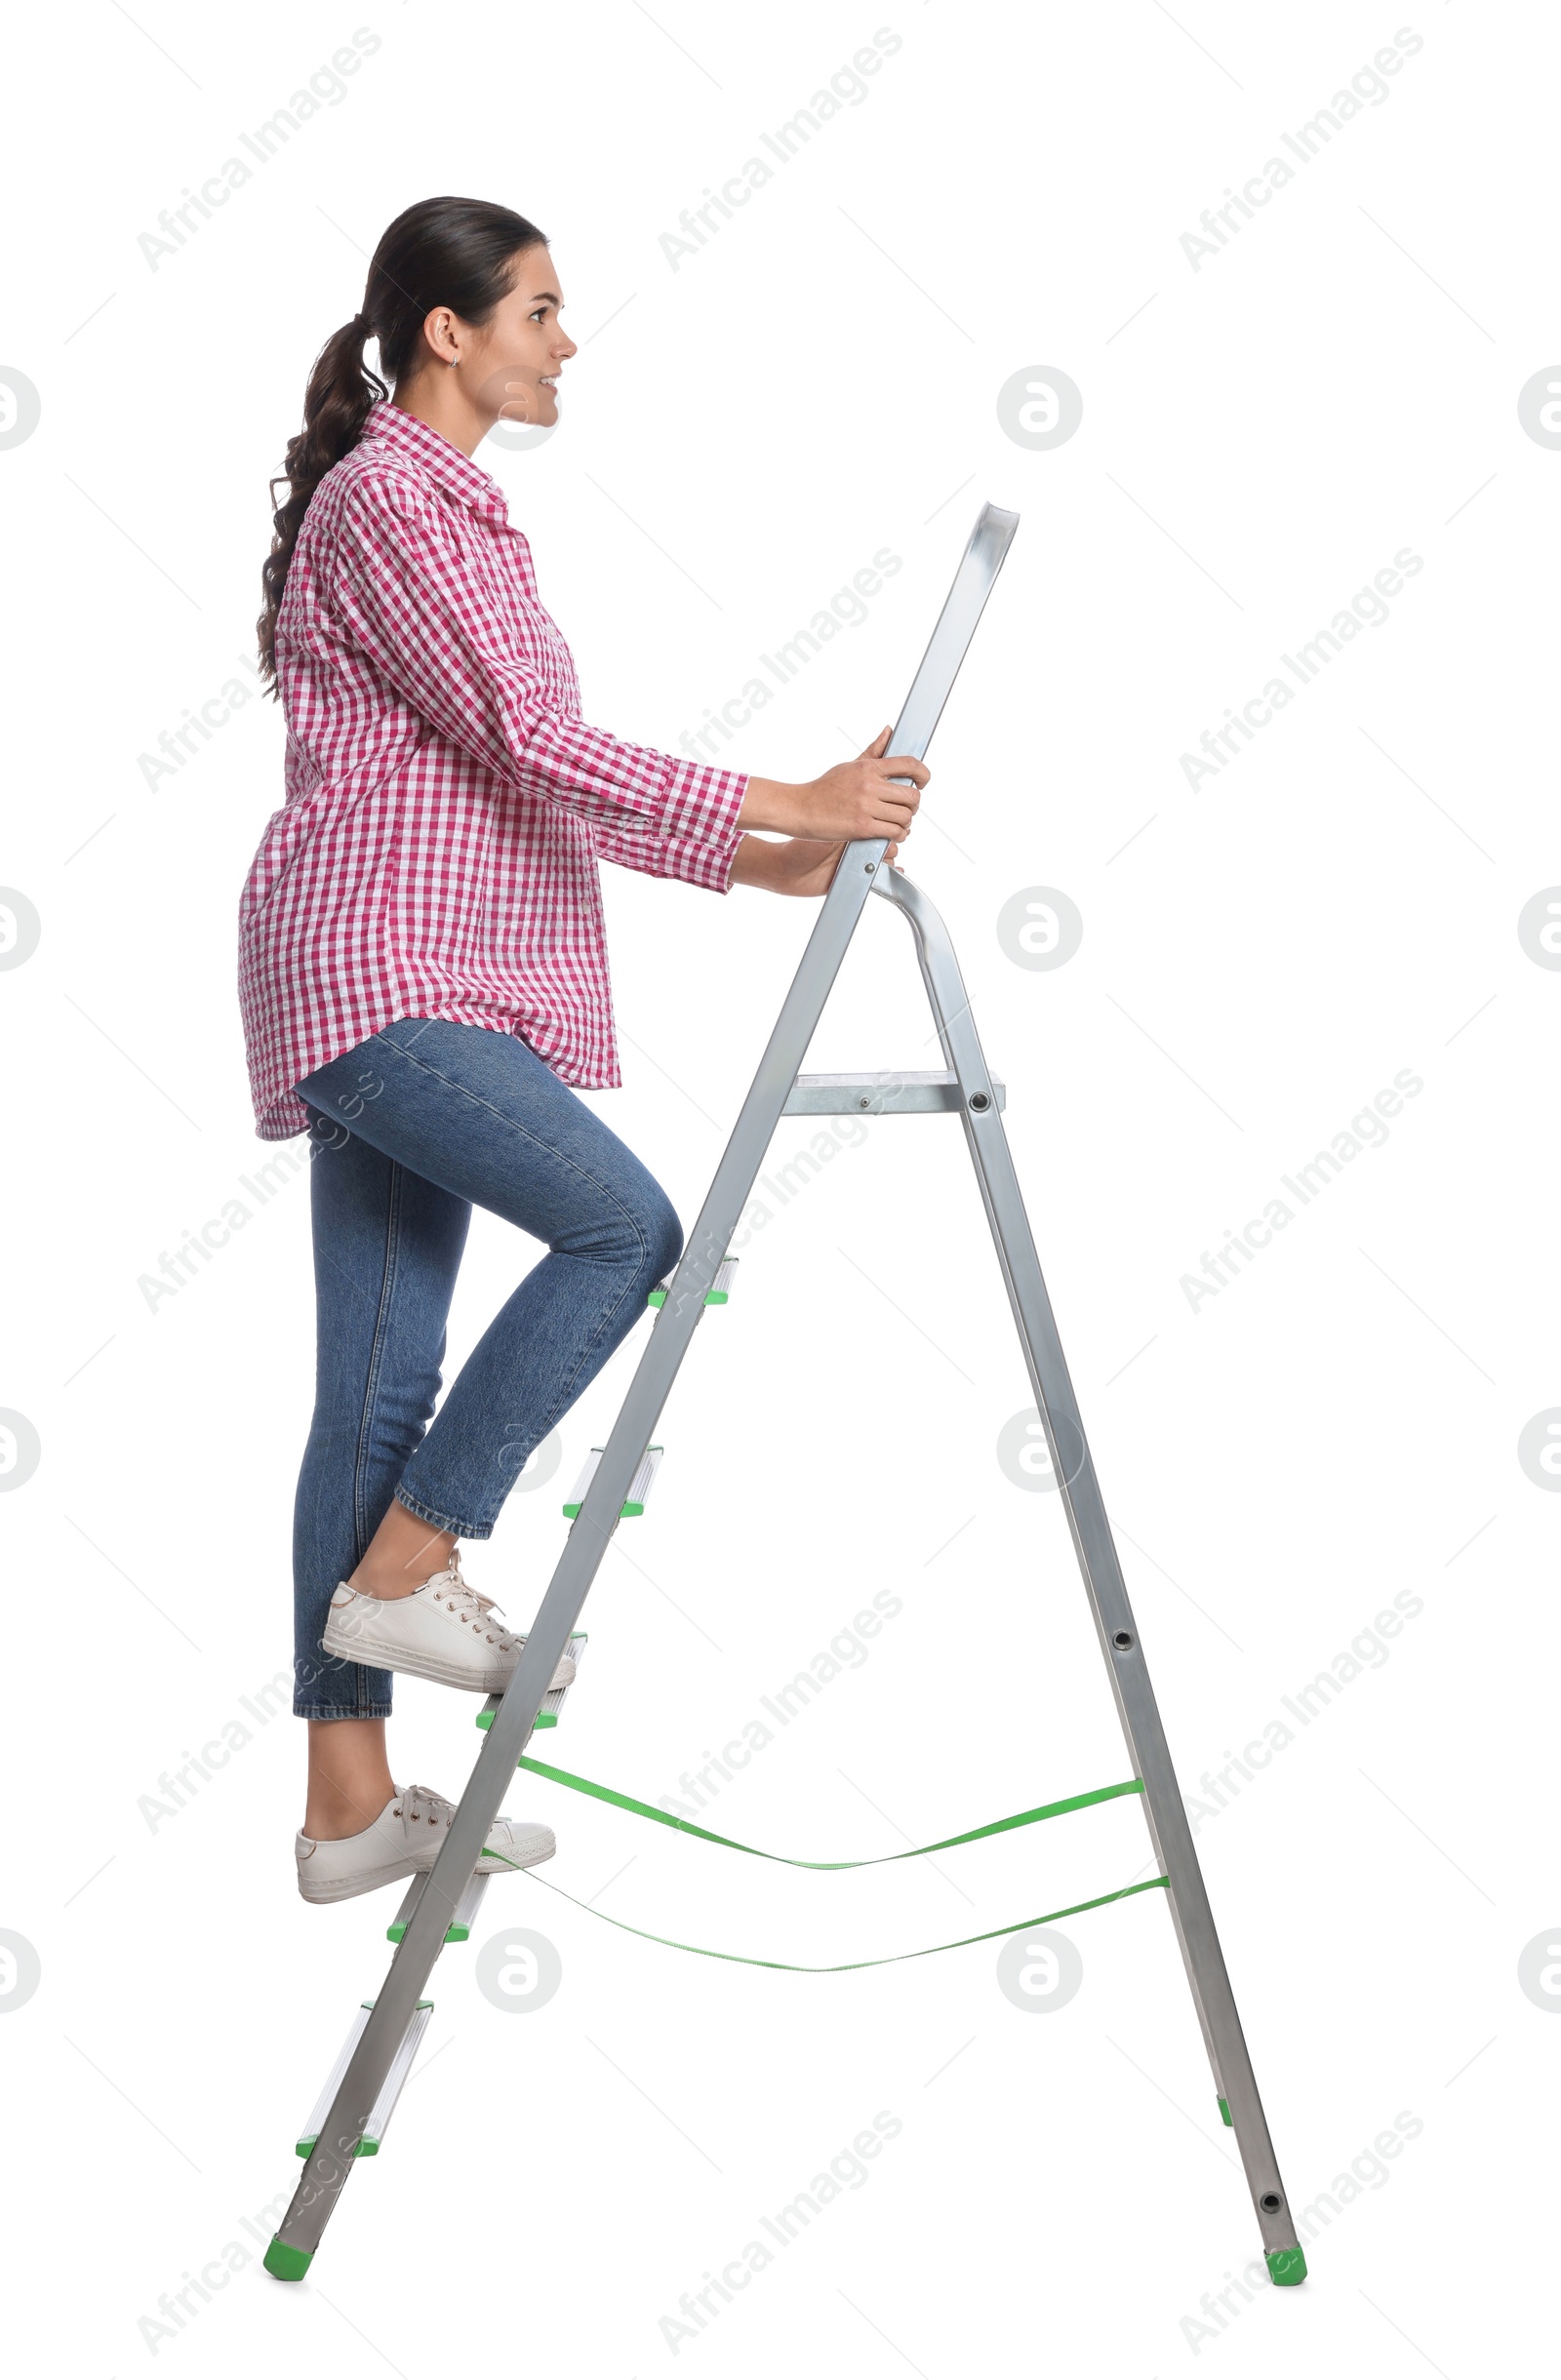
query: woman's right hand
[{"left": 739, "top": 726, "right": 929, "bottom": 847}]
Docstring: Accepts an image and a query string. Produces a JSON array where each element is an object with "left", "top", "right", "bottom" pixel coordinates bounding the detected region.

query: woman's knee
[
  {"left": 559, "top": 1174, "right": 683, "bottom": 1285},
  {"left": 621, "top": 1182, "right": 683, "bottom": 1287},
  {"left": 644, "top": 1191, "right": 684, "bottom": 1288}
]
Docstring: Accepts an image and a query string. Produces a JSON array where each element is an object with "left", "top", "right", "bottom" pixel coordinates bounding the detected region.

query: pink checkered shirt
[{"left": 238, "top": 400, "right": 748, "bottom": 1140}]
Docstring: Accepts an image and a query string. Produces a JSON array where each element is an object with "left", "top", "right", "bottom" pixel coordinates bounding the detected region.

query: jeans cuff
[
  {"left": 294, "top": 1704, "right": 394, "bottom": 1721},
  {"left": 394, "top": 1488, "right": 495, "bottom": 1541}
]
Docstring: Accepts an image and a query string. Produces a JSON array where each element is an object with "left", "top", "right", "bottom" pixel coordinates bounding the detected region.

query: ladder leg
[{"left": 871, "top": 867, "right": 1306, "bottom": 2285}]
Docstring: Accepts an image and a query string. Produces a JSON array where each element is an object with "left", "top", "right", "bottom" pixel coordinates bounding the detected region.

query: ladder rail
[{"left": 870, "top": 863, "right": 1301, "bottom": 2264}]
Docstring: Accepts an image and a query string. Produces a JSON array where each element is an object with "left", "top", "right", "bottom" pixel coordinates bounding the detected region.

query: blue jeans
[{"left": 290, "top": 1016, "right": 684, "bottom": 1721}]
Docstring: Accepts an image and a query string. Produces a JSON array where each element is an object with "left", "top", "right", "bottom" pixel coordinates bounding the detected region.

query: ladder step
[
  {"left": 564, "top": 1447, "right": 662, "bottom": 1519},
  {"left": 476, "top": 1632, "right": 588, "bottom": 1736},
  {"left": 386, "top": 1866, "right": 493, "bottom": 1945},
  {"left": 648, "top": 1253, "right": 738, "bottom": 1308},
  {"left": 295, "top": 1999, "right": 433, "bottom": 2160},
  {"left": 782, "top": 1068, "right": 1005, "bottom": 1115}
]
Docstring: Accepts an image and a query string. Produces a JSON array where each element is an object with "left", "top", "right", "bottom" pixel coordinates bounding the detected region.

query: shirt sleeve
[
  {"left": 590, "top": 817, "right": 745, "bottom": 893},
  {"left": 329, "top": 471, "right": 749, "bottom": 877}
]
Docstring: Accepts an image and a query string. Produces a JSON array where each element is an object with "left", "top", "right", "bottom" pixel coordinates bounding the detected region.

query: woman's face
[{"left": 436, "top": 244, "right": 579, "bottom": 431}]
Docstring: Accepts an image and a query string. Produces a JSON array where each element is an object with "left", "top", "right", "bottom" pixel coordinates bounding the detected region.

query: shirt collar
[{"left": 359, "top": 400, "right": 510, "bottom": 525}]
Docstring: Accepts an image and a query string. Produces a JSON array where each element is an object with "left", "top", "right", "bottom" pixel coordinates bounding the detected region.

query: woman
[{"left": 240, "top": 195, "right": 928, "bottom": 1909}]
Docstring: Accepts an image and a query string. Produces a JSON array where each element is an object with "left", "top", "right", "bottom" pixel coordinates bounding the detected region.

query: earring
[{"left": 448, "top": 355, "right": 458, "bottom": 370}]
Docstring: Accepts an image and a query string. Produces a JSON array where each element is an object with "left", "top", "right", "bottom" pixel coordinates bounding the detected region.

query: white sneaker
[
  {"left": 320, "top": 1550, "right": 577, "bottom": 1696},
  {"left": 296, "top": 1780, "right": 556, "bottom": 1904}
]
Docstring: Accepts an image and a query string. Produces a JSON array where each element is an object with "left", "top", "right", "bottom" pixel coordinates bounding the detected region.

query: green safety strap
[
  {"left": 513, "top": 1867, "right": 1172, "bottom": 1972},
  {"left": 515, "top": 1754, "right": 1145, "bottom": 1869}
]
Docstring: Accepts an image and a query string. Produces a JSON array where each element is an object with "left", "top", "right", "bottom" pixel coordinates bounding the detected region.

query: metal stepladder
[{"left": 265, "top": 503, "right": 1308, "bottom": 2289}]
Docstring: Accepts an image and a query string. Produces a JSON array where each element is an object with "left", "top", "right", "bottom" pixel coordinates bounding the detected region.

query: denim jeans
[{"left": 290, "top": 1016, "right": 684, "bottom": 1721}]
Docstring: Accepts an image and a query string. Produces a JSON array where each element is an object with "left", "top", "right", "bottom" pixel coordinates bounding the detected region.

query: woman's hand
[
  {"left": 730, "top": 725, "right": 926, "bottom": 897},
  {"left": 738, "top": 726, "right": 929, "bottom": 846},
  {"left": 728, "top": 830, "right": 901, "bottom": 899}
]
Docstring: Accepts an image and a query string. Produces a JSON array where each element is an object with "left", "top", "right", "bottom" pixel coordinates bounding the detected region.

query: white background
[{"left": 0, "top": 2, "right": 1554, "bottom": 2372}]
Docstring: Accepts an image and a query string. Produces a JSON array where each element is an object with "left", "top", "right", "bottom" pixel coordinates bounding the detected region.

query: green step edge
[
  {"left": 295, "top": 2134, "right": 380, "bottom": 2160},
  {"left": 263, "top": 2238, "right": 313, "bottom": 2283},
  {"left": 646, "top": 1288, "right": 727, "bottom": 1306},
  {"left": 563, "top": 1499, "right": 644, "bottom": 1518},
  {"left": 1265, "top": 2246, "right": 1307, "bottom": 2286},
  {"left": 386, "top": 1922, "right": 470, "bottom": 1944},
  {"left": 1217, "top": 2095, "right": 1232, "bottom": 2126},
  {"left": 477, "top": 1708, "right": 555, "bottom": 1730}
]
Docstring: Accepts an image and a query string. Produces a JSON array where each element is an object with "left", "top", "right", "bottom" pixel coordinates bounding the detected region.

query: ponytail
[
  {"left": 257, "top": 195, "right": 548, "bottom": 693},
  {"left": 257, "top": 316, "right": 382, "bottom": 687}
]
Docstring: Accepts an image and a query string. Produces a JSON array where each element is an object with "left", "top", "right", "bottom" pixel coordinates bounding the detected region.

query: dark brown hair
[{"left": 256, "top": 194, "right": 547, "bottom": 691}]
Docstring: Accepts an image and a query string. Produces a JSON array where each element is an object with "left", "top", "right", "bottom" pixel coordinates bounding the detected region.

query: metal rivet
[
  {"left": 1260, "top": 2192, "right": 1281, "bottom": 2212},
  {"left": 970, "top": 1091, "right": 990, "bottom": 1111},
  {"left": 1113, "top": 1629, "right": 1133, "bottom": 1649}
]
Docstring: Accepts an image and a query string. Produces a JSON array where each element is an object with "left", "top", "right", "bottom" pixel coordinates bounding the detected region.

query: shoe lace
[
  {"left": 426, "top": 1548, "right": 521, "bottom": 1649},
  {"left": 392, "top": 1780, "right": 455, "bottom": 1828}
]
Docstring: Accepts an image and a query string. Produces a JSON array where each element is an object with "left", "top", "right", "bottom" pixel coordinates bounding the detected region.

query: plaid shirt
[{"left": 238, "top": 400, "right": 747, "bottom": 1139}]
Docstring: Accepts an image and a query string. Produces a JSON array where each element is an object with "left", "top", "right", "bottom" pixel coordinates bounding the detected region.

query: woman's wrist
[
  {"left": 736, "top": 775, "right": 804, "bottom": 836},
  {"left": 727, "top": 833, "right": 782, "bottom": 892}
]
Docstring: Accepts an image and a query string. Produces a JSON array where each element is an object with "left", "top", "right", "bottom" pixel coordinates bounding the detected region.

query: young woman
[{"left": 239, "top": 195, "right": 928, "bottom": 1909}]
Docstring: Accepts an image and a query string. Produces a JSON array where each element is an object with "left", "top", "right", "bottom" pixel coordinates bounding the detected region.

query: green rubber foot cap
[
  {"left": 1217, "top": 2095, "right": 1232, "bottom": 2126},
  {"left": 263, "top": 2238, "right": 313, "bottom": 2283},
  {"left": 1266, "top": 2246, "right": 1307, "bottom": 2286}
]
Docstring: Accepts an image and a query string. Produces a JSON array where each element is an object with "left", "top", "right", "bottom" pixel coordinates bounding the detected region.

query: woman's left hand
[{"left": 729, "top": 832, "right": 901, "bottom": 898}]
